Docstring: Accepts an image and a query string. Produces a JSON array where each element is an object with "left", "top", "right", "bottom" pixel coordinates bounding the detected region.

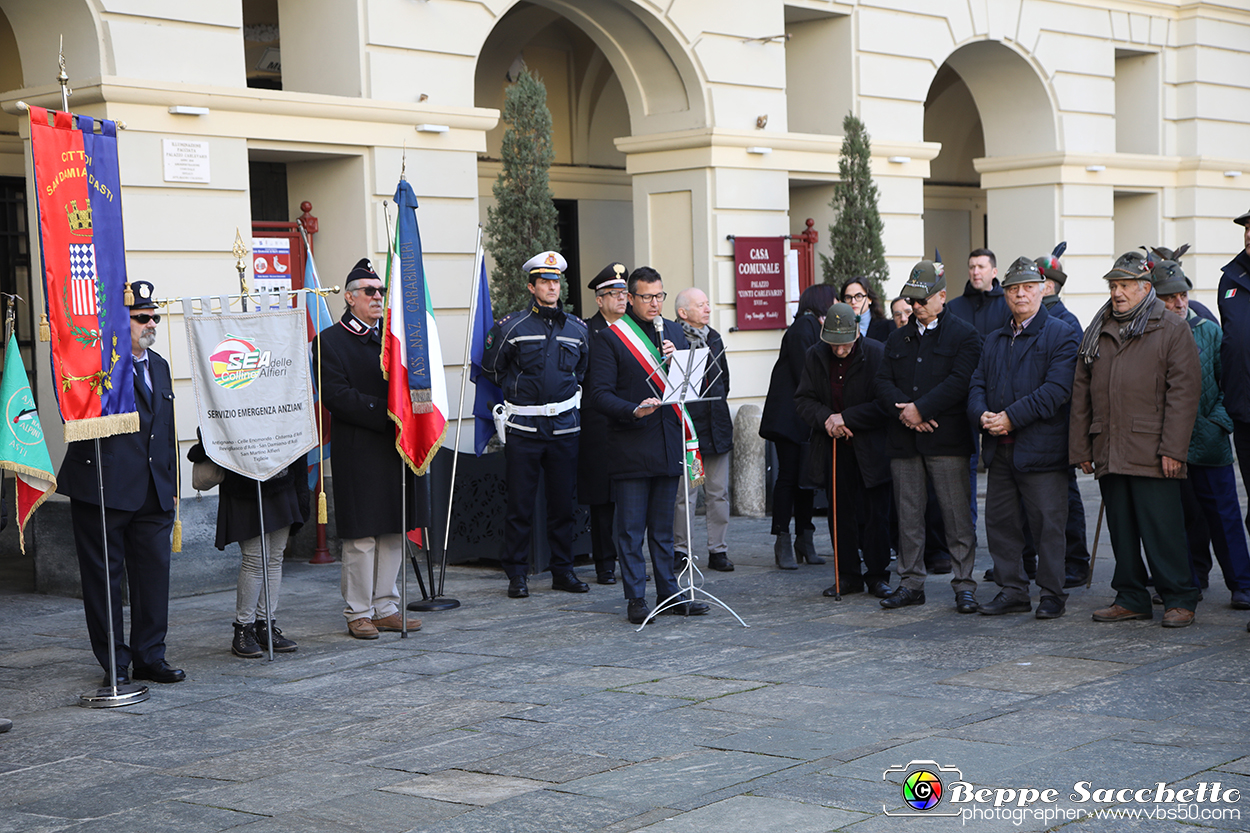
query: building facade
[{"left": 1, "top": 0, "right": 1247, "bottom": 478}]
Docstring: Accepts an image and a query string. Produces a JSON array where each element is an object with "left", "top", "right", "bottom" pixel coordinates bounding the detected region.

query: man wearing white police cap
[{"left": 482, "top": 250, "right": 591, "bottom": 598}]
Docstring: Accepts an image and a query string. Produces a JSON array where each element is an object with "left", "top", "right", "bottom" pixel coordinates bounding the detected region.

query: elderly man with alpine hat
[
  {"left": 874, "top": 261, "right": 982, "bottom": 612},
  {"left": 315, "top": 259, "right": 424, "bottom": 639},
  {"left": 1070, "top": 252, "right": 1202, "bottom": 627},
  {"left": 1153, "top": 260, "right": 1250, "bottom": 611},
  {"left": 579, "top": 262, "right": 630, "bottom": 585},
  {"left": 794, "top": 302, "right": 892, "bottom": 598},
  {"left": 482, "top": 250, "right": 591, "bottom": 599},
  {"left": 969, "top": 257, "right": 1079, "bottom": 618}
]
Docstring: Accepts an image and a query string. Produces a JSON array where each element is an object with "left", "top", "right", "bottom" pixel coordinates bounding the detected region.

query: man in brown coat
[{"left": 1070, "top": 252, "right": 1202, "bottom": 627}]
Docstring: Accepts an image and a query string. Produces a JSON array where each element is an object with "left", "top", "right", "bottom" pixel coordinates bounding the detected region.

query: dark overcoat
[
  {"left": 946, "top": 279, "right": 1010, "bottom": 336},
  {"left": 314, "top": 312, "right": 426, "bottom": 539},
  {"left": 875, "top": 308, "right": 981, "bottom": 458},
  {"left": 577, "top": 311, "right": 615, "bottom": 504},
  {"left": 1218, "top": 250, "right": 1250, "bottom": 423},
  {"left": 793, "top": 337, "right": 891, "bottom": 488},
  {"left": 760, "top": 311, "right": 822, "bottom": 444},
  {"left": 58, "top": 350, "right": 177, "bottom": 511},
  {"left": 585, "top": 310, "right": 689, "bottom": 480}
]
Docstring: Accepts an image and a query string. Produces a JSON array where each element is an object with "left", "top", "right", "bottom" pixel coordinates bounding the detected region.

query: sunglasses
[
  {"left": 352, "top": 285, "right": 384, "bottom": 297},
  {"left": 130, "top": 313, "right": 161, "bottom": 324}
]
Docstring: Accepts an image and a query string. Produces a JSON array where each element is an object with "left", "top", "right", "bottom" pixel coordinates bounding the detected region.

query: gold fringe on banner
[
  {"left": 62, "top": 412, "right": 140, "bottom": 443},
  {"left": 123, "top": 282, "right": 134, "bottom": 307},
  {"left": 39, "top": 314, "right": 49, "bottom": 342},
  {"left": 171, "top": 519, "right": 182, "bottom": 553},
  {"left": 317, "top": 490, "right": 328, "bottom": 524}
]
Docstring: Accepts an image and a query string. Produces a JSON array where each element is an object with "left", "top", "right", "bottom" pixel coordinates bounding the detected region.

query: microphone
[{"left": 654, "top": 314, "right": 664, "bottom": 342}]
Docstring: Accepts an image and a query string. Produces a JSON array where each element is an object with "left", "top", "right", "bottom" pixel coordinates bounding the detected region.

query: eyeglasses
[
  {"left": 632, "top": 292, "right": 667, "bottom": 303},
  {"left": 597, "top": 290, "right": 627, "bottom": 300},
  {"left": 130, "top": 313, "right": 161, "bottom": 324},
  {"left": 909, "top": 297, "right": 930, "bottom": 308},
  {"left": 844, "top": 292, "right": 868, "bottom": 303},
  {"left": 351, "top": 285, "right": 384, "bottom": 297}
]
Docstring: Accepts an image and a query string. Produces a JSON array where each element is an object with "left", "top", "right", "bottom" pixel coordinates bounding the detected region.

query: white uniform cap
[{"left": 522, "top": 250, "right": 568, "bottom": 276}]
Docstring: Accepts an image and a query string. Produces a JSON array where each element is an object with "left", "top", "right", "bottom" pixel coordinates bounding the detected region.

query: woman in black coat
[
  {"left": 189, "top": 433, "right": 309, "bottom": 659},
  {"left": 841, "top": 277, "right": 893, "bottom": 343},
  {"left": 759, "top": 283, "right": 838, "bottom": 569}
]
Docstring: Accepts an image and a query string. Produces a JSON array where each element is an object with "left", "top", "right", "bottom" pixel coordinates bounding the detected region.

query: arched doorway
[
  {"left": 474, "top": 1, "right": 707, "bottom": 315},
  {"left": 924, "top": 40, "right": 1058, "bottom": 294}
]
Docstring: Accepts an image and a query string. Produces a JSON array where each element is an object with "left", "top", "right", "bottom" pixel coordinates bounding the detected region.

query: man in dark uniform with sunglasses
[{"left": 59, "top": 280, "right": 184, "bottom": 686}]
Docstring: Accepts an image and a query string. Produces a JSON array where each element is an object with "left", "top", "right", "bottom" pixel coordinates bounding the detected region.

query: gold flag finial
[{"left": 233, "top": 227, "right": 250, "bottom": 294}]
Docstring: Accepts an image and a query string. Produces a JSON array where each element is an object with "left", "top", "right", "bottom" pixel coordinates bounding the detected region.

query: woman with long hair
[
  {"left": 760, "top": 283, "right": 838, "bottom": 569},
  {"left": 840, "top": 277, "right": 893, "bottom": 342}
]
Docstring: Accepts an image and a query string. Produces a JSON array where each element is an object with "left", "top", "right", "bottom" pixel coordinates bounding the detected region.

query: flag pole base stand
[
  {"left": 78, "top": 683, "right": 149, "bottom": 708},
  {"left": 309, "top": 550, "right": 334, "bottom": 565},
  {"left": 408, "top": 597, "right": 460, "bottom": 612}
]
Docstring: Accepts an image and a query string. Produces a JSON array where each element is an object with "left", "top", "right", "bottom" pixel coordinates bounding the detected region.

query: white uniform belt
[{"left": 505, "top": 389, "right": 581, "bottom": 417}]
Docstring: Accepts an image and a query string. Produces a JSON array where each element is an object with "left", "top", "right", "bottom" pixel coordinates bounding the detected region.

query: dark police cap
[
  {"left": 900, "top": 260, "right": 946, "bottom": 301},
  {"left": 1103, "top": 251, "right": 1149, "bottom": 281},
  {"left": 1150, "top": 260, "right": 1191, "bottom": 296},
  {"left": 345, "top": 258, "right": 378, "bottom": 288},
  {"left": 1035, "top": 241, "right": 1067, "bottom": 286},
  {"left": 588, "top": 262, "right": 628, "bottom": 291},
  {"left": 129, "top": 280, "right": 157, "bottom": 309},
  {"left": 1002, "top": 256, "right": 1044, "bottom": 287},
  {"left": 820, "top": 302, "right": 858, "bottom": 345}
]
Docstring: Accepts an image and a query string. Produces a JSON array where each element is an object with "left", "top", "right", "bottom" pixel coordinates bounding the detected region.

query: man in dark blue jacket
[
  {"left": 969, "top": 258, "right": 1079, "bottom": 619},
  {"left": 586, "top": 267, "right": 709, "bottom": 624},
  {"left": 58, "top": 280, "right": 184, "bottom": 686},
  {"left": 1218, "top": 211, "right": 1250, "bottom": 542},
  {"left": 482, "top": 251, "right": 590, "bottom": 599},
  {"left": 875, "top": 261, "right": 982, "bottom": 612}
]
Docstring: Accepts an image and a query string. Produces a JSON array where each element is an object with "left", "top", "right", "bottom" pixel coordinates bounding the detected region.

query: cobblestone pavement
[{"left": 1, "top": 474, "right": 1248, "bottom": 832}]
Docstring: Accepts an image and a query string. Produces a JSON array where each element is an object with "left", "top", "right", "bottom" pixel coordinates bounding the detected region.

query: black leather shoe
[
  {"left": 880, "top": 585, "right": 925, "bottom": 609},
  {"left": 660, "top": 600, "right": 710, "bottom": 616},
  {"left": 132, "top": 660, "right": 185, "bottom": 684},
  {"left": 1036, "top": 596, "right": 1065, "bottom": 619},
  {"left": 627, "top": 599, "right": 650, "bottom": 625},
  {"left": 708, "top": 553, "right": 734, "bottom": 572},
  {"left": 507, "top": 575, "right": 529, "bottom": 598},
  {"left": 101, "top": 669, "right": 130, "bottom": 687},
  {"left": 1063, "top": 569, "right": 1089, "bottom": 589},
  {"left": 597, "top": 572, "right": 617, "bottom": 585},
  {"left": 552, "top": 572, "right": 589, "bottom": 593},
  {"left": 869, "top": 580, "right": 892, "bottom": 599},
  {"left": 978, "top": 592, "right": 1031, "bottom": 615},
  {"left": 955, "top": 590, "right": 979, "bottom": 614}
]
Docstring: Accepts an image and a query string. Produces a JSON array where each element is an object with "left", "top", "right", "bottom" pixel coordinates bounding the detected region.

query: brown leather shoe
[
  {"left": 1091, "top": 604, "right": 1152, "bottom": 622},
  {"left": 347, "top": 617, "right": 379, "bottom": 639},
  {"left": 372, "top": 612, "right": 422, "bottom": 632},
  {"left": 1162, "top": 608, "right": 1195, "bottom": 628}
]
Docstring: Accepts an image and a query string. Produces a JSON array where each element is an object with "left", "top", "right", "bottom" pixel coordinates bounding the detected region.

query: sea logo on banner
[{"left": 210, "top": 334, "right": 272, "bottom": 389}]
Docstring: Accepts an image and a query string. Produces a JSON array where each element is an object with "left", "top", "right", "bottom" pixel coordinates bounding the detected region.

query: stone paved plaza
[{"left": 1, "top": 474, "right": 1248, "bottom": 833}]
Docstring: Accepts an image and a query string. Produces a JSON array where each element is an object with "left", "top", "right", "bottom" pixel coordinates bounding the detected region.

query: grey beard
[{"left": 138, "top": 331, "right": 156, "bottom": 350}]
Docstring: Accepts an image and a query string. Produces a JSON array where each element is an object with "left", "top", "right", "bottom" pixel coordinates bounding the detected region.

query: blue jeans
[{"left": 614, "top": 476, "right": 680, "bottom": 602}]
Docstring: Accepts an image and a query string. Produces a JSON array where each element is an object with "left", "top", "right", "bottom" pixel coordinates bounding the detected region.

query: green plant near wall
[{"left": 821, "top": 112, "right": 889, "bottom": 300}]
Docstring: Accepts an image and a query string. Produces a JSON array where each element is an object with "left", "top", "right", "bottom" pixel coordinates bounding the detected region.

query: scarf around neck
[
  {"left": 1077, "top": 286, "right": 1157, "bottom": 365},
  {"left": 681, "top": 320, "right": 709, "bottom": 348}
]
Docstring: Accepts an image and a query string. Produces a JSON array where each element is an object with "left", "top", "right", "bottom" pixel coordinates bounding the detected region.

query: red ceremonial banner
[{"left": 733, "top": 236, "right": 786, "bottom": 330}]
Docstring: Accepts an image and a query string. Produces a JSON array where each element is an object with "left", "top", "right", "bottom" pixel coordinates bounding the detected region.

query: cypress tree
[
  {"left": 821, "top": 113, "right": 888, "bottom": 298},
  {"left": 484, "top": 68, "right": 562, "bottom": 315}
]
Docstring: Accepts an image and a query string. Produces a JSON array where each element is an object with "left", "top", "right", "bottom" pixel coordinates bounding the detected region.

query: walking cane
[
  {"left": 831, "top": 436, "right": 841, "bottom": 601},
  {"left": 1086, "top": 499, "right": 1104, "bottom": 590}
]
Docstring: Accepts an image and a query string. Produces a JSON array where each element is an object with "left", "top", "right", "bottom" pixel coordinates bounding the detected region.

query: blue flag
[
  {"left": 304, "top": 248, "right": 332, "bottom": 488},
  {"left": 470, "top": 258, "right": 502, "bottom": 455}
]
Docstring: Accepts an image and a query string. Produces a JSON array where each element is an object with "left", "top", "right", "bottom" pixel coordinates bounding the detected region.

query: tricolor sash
[
  {"left": 28, "top": 106, "right": 138, "bottom": 441},
  {"left": 607, "top": 315, "right": 704, "bottom": 486}
]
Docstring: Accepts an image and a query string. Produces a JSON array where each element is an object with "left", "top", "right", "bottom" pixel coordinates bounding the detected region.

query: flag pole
[
  {"left": 435, "top": 227, "right": 483, "bottom": 596},
  {"left": 380, "top": 200, "right": 410, "bottom": 634},
  {"left": 296, "top": 219, "right": 333, "bottom": 565}
]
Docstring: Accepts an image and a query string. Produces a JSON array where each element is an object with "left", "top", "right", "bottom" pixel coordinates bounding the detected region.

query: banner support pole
[
  {"left": 255, "top": 481, "right": 274, "bottom": 660},
  {"left": 78, "top": 438, "right": 150, "bottom": 707}
]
